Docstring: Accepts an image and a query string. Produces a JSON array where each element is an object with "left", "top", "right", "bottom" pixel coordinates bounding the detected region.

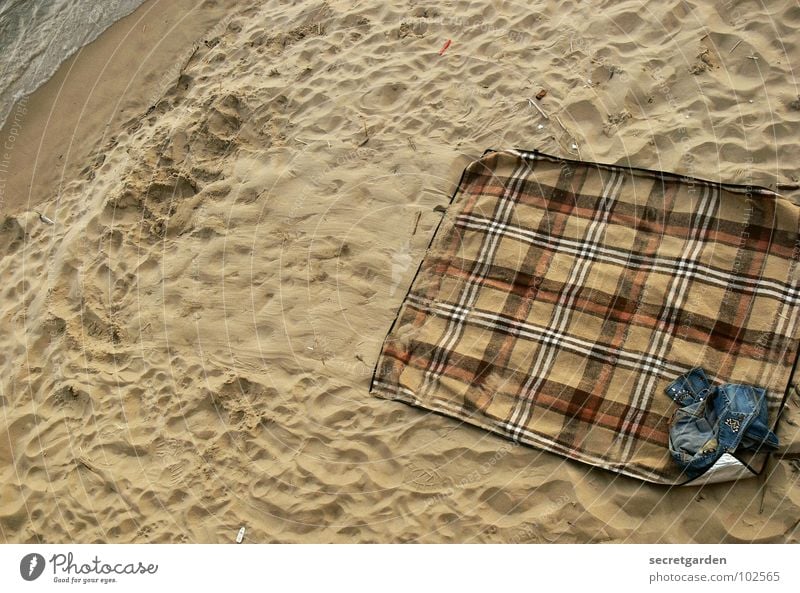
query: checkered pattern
[{"left": 371, "top": 149, "right": 800, "bottom": 484}]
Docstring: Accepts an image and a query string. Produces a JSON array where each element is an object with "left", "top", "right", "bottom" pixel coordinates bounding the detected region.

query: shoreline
[
  {"left": 0, "top": 0, "right": 228, "bottom": 217},
  {"left": 0, "top": 0, "right": 147, "bottom": 131}
]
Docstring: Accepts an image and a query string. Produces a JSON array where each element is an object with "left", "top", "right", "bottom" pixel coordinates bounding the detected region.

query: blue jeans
[{"left": 665, "top": 368, "right": 779, "bottom": 480}]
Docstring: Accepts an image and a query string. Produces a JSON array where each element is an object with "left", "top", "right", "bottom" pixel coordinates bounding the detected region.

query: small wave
[{"left": 0, "top": 0, "right": 147, "bottom": 128}]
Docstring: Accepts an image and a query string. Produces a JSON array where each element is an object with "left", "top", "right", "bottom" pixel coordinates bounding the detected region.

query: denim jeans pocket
[{"left": 669, "top": 402, "right": 715, "bottom": 456}]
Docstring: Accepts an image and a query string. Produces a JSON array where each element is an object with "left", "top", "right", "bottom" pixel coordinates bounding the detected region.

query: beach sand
[{"left": 1, "top": 0, "right": 800, "bottom": 543}]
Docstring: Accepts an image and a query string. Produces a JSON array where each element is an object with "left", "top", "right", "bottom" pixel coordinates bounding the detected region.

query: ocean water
[{"left": 0, "top": 0, "right": 146, "bottom": 128}]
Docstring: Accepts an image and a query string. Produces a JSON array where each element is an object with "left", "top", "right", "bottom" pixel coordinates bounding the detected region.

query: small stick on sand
[
  {"left": 554, "top": 114, "right": 568, "bottom": 134},
  {"left": 35, "top": 211, "right": 55, "bottom": 225},
  {"left": 184, "top": 45, "right": 199, "bottom": 71},
  {"left": 553, "top": 115, "right": 580, "bottom": 157},
  {"left": 729, "top": 39, "right": 742, "bottom": 54},
  {"left": 296, "top": 138, "right": 308, "bottom": 145},
  {"left": 411, "top": 211, "right": 422, "bottom": 236},
  {"left": 528, "top": 98, "right": 549, "bottom": 120},
  {"left": 76, "top": 455, "right": 137, "bottom": 512},
  {"left": 358, "top": 117, "right": 369, "bottom": 146}
]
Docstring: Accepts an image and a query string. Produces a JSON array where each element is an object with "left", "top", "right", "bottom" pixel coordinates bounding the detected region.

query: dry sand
[{"left": 2, "top": 0, "right": 800, "bottom": 543}]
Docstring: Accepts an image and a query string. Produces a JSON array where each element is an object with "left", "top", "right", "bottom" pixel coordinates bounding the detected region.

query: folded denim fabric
[{"left": 666, "top": 368, "right": 779, "bottom": 480}]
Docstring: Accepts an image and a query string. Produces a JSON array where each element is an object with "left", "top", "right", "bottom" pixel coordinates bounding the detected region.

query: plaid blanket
[{"left": 371, "top": 149, "right": 800, "bottom": 484}]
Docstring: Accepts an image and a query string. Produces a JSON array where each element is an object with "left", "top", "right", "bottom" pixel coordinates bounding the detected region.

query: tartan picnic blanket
[{"left": 371, "top": 148, "right": 800, "bottom": 484}]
